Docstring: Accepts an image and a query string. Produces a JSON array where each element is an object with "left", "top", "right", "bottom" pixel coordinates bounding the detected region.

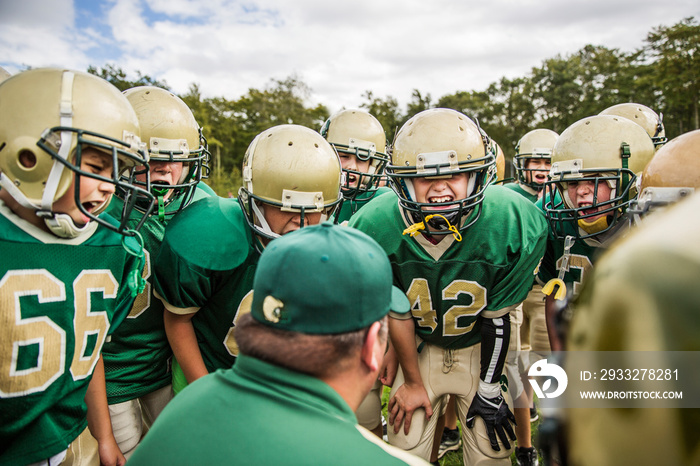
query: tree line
[{"left": 89, "top": 17, "right": 699, "bottom": 195}]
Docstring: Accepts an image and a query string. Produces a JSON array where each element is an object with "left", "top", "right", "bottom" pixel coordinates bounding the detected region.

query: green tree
[
  {"left": 87, "top": 64, "right": 170, "bottom": 91},
  {"left": 359, "top": 91, "right": 403, "bottom": 144},
  {"left": 643, "top": 16, "right": 700, "bottom": 136}
]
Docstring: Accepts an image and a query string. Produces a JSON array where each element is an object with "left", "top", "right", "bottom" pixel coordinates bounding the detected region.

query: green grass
[{"left": 380, "top": 387, "right": 543, "bottom": 465}]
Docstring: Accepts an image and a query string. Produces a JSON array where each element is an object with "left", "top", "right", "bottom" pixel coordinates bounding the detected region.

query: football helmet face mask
[
  {"left": 320, "top": 109, "right": 389, "bottom": 206},
  {"left": 513, "top": 129, "right": 558, "bottom": 190},
  {"left": 631, "top": 129, "right": 700, "bottom": 218},
  {"left": 124, "top": 86, "right": 210, "bottom": 220},
  {"left": 386, "top": 108, "right": 495, "bottom": 237},
  {"left": 599, "top": 103, "right": 667, "bottom": 148},
  {"left": 543, "top": 115, "right": 655, "bottom": 240},
  {"left": 0, "top": 68, "right": 153, "bottom": 238},
  {"left": 238, "top": 124, "right": 342, "bottom": 244}
]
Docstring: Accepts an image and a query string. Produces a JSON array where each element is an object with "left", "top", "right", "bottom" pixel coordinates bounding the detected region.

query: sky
[{"left": 1, "top": 0, "right": 698, "bottom": 114}]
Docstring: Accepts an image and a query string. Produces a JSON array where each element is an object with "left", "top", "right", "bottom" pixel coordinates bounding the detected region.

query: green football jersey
[
  {"left": 0, "top": 203, "right": 141, "bottom": 465},
  {"left": 102, "top": 186, "right": 214, "bottom": 403},
  {"left": 129, "top": 355, "right": 427, "bottom": 466},
  {"left": 333, "top": 187, "right": 393, "bottom": 225},
  {"left": 349, "top": 186, "right": 548, "bottom": 349},
  {"left": 536, "top": 198, "right": 629, "bottom": 297},
  {"left": 153, "top": 196, "right": 259, "bottom": 372},
  {"left": 503, "top": 182, "right": 541, "bottom": 204}
]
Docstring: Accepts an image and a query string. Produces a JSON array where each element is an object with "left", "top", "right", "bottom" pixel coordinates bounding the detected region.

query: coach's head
[{"left": 235, "top": 222, "right": 409, "bottom": 408}]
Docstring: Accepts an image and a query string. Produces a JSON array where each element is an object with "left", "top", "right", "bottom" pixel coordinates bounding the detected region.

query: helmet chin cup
[
  {"left": 44, "top": 212, "right": 95, "bottom": 239},
  {"left": 577, "top": 215, "right": 610, "bottom": 235}
]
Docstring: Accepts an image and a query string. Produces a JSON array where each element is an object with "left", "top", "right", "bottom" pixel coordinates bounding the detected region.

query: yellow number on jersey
[
  {"left": 406, "top": 278, "right": 487, "bottom": 336},
  {"left": 0, "top": 269, "right": 116, "bottom": 397},
  {"left": 224, "top": 290, "right": 253, "bottom": 357},
  {"left": 555, "top": 254, "right": 593, "bottom": 296}
]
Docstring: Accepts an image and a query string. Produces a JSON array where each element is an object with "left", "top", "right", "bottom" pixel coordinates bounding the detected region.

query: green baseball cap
[{"left": 251, "top": 222, "right": 410, "bottom": 334}]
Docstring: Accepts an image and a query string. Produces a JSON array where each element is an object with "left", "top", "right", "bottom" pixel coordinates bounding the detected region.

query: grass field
[{"left": 380, "top": 387, "right": 542, "bottom": 465}]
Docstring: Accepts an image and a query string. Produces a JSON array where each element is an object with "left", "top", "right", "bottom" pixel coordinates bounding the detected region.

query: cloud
[{"left": 1, "top": 0, "right": 698, "bottom": 113}]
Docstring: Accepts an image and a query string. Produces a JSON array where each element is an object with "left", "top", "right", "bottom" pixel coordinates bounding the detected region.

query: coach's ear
[{"left": 360, "top": 321, "right": 383, "bottom": 373}]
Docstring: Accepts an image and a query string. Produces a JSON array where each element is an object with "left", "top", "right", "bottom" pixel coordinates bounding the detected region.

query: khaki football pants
[
  {"left": 388, "top": 339, "right": 514, "bottom": 465},
  {"left": 519, "top": 285, "right": 550, "bottom": 372},
  {"left": 108, "top": 384, "right": 173, "bottom": 458}
]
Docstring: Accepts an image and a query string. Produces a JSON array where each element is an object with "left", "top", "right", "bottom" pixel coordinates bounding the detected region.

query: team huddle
[{"left": 1, "top": 66, "right": 698, "bottom": 466}]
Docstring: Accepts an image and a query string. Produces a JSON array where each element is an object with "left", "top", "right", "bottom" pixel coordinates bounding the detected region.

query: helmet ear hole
[{"left": 19, "top": 150, "right": 37, "bottom": 169}]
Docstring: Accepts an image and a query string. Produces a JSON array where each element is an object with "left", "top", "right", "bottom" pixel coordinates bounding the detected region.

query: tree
[
  {"left": 87, "top": 64, "right": 170, "bottom": 91},
  {"left": 643, "top": 16, "right": 700, "bottom": 136},
  {"left": 359, "top": 91, "right": 403, "bottom": 144}
]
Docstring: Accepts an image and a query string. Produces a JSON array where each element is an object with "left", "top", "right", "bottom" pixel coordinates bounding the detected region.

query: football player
[
  {"left": 0, "top": 68, "right": 152, "bottom": 465},
  {"left": 631, "top": 129, "right": 700, "bottom": 221},
  {"left": 599, "top": 102, "right": 667, "bottom": 149},
  {"left": 101, "top": 86, "right": 212, "bottom": 458},
  {"left": 563, "top": 190, "right": 700, "bottom": 466},
  {"left": 153, "top": 124, "right": 342, "bottom": 394},
  {"left": 539, "top": 114, "right": 655, "bottom": 351},
  {"left": 320, "top": 109, "right": 392, "bottom": 224},
  {"left": 349, "top": 108, "right": 548, "bottom": 465},
  {"left": 504, "top": 128, "right": 559, "bottom": 465}
]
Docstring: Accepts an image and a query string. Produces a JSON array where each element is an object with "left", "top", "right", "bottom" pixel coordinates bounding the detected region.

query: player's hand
[
  {"left": 379, "top": 345, "right": 398, "bottom": 386},
  {"left": 465, "top": 393, "right": 516, "bottom": 451},
  {"left": 97, "top": 436, "right": 126, "bottom": 466},
  {"left": 388, "top": 382, "right": 433, "bottom": 435}
]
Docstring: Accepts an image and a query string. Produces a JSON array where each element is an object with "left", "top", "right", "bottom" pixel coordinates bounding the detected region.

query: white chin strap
[{"left": 252, "top": 203, "right": 281, "bottom": 240}]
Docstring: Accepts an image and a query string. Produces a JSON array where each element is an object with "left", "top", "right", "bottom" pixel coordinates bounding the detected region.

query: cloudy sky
[{"left": 1, "top": 0, "right": 698, "bottom": 114}]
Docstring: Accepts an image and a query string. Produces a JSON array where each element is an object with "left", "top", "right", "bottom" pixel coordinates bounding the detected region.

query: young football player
[
  {"left": 538, "top": 115, "right": 655, "bottom": 351},
  {"left": 349, "top": 108, "right": 548, "bottom": 465},
  {"left": 503, "top": 128, "right": 558, "bottom": 465},
  {"left": 320, "top": 109, "right": 392, "bottom": 225},
  {"left": 0, "top": 68, "right": 152, "bottom": 465},
  {"left": 153, "top": 124, "right": 342, "bottom": 394},
  {"left": 101, "top": 86, "right": 212, "bottom": 458}
]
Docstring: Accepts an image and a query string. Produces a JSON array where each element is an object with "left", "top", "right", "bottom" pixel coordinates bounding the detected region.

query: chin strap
[
  {"left": 543, "top": 235, "right": 575, "bottom": 301},
  {"left": 403, "top": 213, "right": 462, "bottom": 242},
  {"left": 157, "top": 195, "right": 166, "bottom": 222},
  {"left": 44, "top": 213, "right": 93, "bottom": 239},
  {"left": 122, "top": 230, "right": 147, "bottom": 298}
]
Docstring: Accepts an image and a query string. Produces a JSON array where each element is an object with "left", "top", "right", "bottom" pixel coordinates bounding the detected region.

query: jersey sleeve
[
  {"left": 487, "top": 200, "right": 548, "bottom": 311},
  {"left": 152, "top": 197, "right": 251, "bottom": 315}
]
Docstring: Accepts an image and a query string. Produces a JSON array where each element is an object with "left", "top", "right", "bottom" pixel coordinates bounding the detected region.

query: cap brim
[{"left": 390, "top": 286, "right": 411, "bottom": 314}]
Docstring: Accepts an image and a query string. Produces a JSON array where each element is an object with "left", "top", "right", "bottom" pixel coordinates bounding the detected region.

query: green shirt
[
  {"left": 102, "top": 186, "right": 214, "bottom": 403},
  {"left": 333, "top": 186, "right": 392, "bottom": 225},
  {"left": 153, "top": 196, "right": 259, "bottom": 372},
  {"left": 349, "top": 186, "right": 548, "bottom": 349},
  {"left": 503, "top": 182, "right": 541, "bottom": 204},
  {"left": 129, "top": 355, "right": 428, "bottom": 466},
  {"left": 0, "top": 203, "right": 140, "bottom": 465}
]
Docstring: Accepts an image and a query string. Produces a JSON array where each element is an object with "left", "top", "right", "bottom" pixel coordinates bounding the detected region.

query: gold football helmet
[
  {"left": 0, "top": 68, "right": 152, "bottom": 238},
  {"left": 543, "top": 115, "right": 655, "bottom": 239},
  {"left": 386, "top": 108, "right": 495, "bottom": 236},
  {"left": 320, "top": 109, "right": 388, "bottom": 208},
  {"left": 124, "top": 86, "right": 210, "bottom": 219},
  {"left": 238, "top": 125, "right": 342, "bottom": 241},
  {"left": 513, "top": 129, "right": 558, "bottom": 189},
  {"left": 599, "top": 103, "right": 666, "bottom": 148},
  {"left": 632, "top": 129, "right": 700, "bottom": 217},
  {"left": 0, "top": 66, "right": 11, "bottom": 84}
]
